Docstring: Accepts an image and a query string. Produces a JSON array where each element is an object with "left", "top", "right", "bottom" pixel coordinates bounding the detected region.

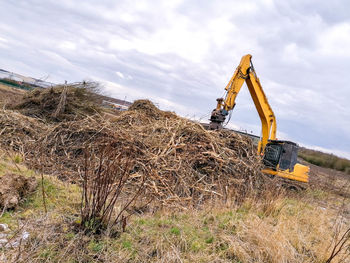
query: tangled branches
[
  {"left": 80, "top": 146, "right": 148, "bottom": 235},
  {"left": 0, "top": 94, "right": 270, "bottom": 208}
]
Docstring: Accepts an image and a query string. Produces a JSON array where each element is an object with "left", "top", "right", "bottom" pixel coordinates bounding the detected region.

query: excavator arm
[
  {"left": 210, "top": 54, "right": 276, "bottom": 154},
  {"left": 209, "top": 54, "right": 309, "bottom": 184}
]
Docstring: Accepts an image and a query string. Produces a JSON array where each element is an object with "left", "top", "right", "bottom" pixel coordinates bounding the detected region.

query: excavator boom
[{"left": 210, "top": 54, "right": 276, "bottom": 154}]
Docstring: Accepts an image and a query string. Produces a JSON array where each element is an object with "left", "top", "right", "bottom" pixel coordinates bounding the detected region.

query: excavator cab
[
  {"left": 263, "top": 140, "right": 298, "bottom": 172},
  {"left": 262, "top": 140, "right": 309, "bottom": 183}
]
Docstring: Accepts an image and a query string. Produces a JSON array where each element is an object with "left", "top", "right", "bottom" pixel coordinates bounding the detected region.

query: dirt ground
[
  {"left": 304, "top": 160, "right": 350, "bottom": 219},
  {"left": 307, "top": 161, "right": 350, "bottom": 195}
]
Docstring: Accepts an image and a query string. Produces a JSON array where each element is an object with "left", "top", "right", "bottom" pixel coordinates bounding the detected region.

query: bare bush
[
  {"left": 326, "top": 223, "right": 350, "bottom": 263},
  {"left": 80, "top": 145, "right": 148, "bottom": 236}
]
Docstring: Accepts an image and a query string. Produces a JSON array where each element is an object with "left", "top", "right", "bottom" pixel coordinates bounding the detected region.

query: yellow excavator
[{"left": 210, "top": 54, "right": 309, "bottom": 184}]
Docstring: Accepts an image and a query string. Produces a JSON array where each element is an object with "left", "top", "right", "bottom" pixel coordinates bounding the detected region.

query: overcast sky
[{"left": 0, "top": 0, "right": 349, "bottom": 158}]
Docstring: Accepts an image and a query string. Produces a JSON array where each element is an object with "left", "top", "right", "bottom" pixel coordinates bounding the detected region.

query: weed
[
  {"left": 0, "top": 211, "right": 13, "bottom": 226},
  {"left": 80, "top": 146, "right": 148, "bottom": 236},
  {"left": 137, "top": 219, "right": 146, "bottom": 225},
  {"left": 13, "top": 154, "right": 22, "bottom": 163},
  {"left": 191, "top": 240, "right": 204, "bottom": 252},
  {"left": 205, "top": 236, "right": 214, "bottom": 244},
  {"left": 65, "top": 232, "right": 75, "bottom": 240},
  {"left": 88, "top": 240, "right": 104, "bottom": 253},
  {"left": 122, "top": 240, "right": 132, "bottom": 249},
  {"left": 39, "top": 247, "right": 57, "bottom": 260},
  {"left": 170, "top": 227, "right": 181, "bottom": 236}
]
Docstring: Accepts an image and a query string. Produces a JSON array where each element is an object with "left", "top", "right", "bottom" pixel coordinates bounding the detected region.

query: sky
[{"left": 0, "top": 0, "right": 349, "bottom": 158}]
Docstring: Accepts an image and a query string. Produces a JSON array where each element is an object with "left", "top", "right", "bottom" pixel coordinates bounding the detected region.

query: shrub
[{"left": 80, "top": 145, "right": 148, "bottom": 236}]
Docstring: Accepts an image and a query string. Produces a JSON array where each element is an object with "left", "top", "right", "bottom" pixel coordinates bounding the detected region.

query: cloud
[
  {"left": 0, "top": 0, "right": 349, "bottom": 158},
  {"left": 317, "top": 22, "right": 350, "bottom": 57}
]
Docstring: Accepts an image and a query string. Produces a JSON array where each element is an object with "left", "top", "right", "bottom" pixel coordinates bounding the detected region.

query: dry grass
[
  {"left": 0, "top": 109, "right": 44, "bottom": 154},
  {"left": 0, "top": 84, "right": 25, "bottom": 108},
  {"left": 1, "top": 188, "right": 348, "bottom": 262},
  {"left": 0, "top": 149, "right": 349, "bottom": 262}
]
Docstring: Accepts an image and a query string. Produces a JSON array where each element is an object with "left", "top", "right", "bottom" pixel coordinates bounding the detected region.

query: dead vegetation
[
  {"left": 0, "top": 109, "right": 44, "bottom": 154},
  {"left": 0, "top": 173, "right": 37, "bottom": 210},
  {"left": 80, "top": 146, "right": 149, "bottom": 236},
  {"left": 0, "top": 84, "right": 273, "bottom": 208},
  {"left": 0, "top": 83, "right": 349, "bottom": 262},
  {"left": 0, "top": 84, "right": 26, "bottom": 108},
  {"left": 11, "top": 82, "right": 101, "bottom": 122}
]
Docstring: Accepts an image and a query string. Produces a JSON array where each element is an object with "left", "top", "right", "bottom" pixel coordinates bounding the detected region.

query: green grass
[
  {"left": 0, "top": 152, "right": 81, "bottom": 228},
  {"left": 88, "top": 239, "right": 105, "bottom": 252},
  {"left": 121, "top": 240, "right": 132, "bottom": 249},
  {"left": 170, "top": 226, "right": 181, "bottom": 236}
]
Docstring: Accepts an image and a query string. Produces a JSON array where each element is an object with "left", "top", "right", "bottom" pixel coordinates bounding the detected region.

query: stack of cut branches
[
  {"left": 11, "top": 82, "right": 101, "bottom": 122},
  {"left": 0, "top": 86, "right": 272, "bottom": 207},
  {"left": 0, "top": 109, "right": 44, "bottom": 154}
]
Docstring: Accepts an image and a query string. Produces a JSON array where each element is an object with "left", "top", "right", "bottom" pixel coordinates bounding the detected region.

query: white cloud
[
  {"left": 0, "top": 36, "right": 8, "bottom": 43},
  {"left": 58, "top": 41, "right": 77, "bottom": 51},
  {"left": 317, "top": 22, "right": 350, "bottom": 57},
  {"left": 115, "top": 71, "right": 125, "bottom": 79},
  {"left": 97, "top": 78, "right": 198, "bottom": 116}
]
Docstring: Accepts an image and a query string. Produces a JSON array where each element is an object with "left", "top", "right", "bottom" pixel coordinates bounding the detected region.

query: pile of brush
[
  {"left": 0, "top": 85, "right": 271, "bottom": 207},
  {"left": 11, "top": 82, "right": 101, "bottom": 122},
  {"left": 0, "top": 109, "right": 44, "bottom": 153}
]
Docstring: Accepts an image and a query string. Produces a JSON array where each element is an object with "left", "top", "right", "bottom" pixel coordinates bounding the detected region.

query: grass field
[
  {"left": 299, "top": 148, "right": 350, "bottom": 175},
  {"left": 0, "top": 152, "right": 349, "bottom": 262}
]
